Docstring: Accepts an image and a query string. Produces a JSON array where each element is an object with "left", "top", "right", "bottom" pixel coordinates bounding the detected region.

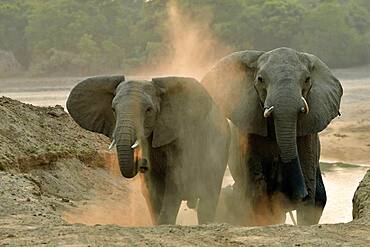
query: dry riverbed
[
  {"left": 1, "top": 65, "right": 370, "bottom": 245},
  {"left": 0, "top": 97, "right": 369, "bottom": 246}
]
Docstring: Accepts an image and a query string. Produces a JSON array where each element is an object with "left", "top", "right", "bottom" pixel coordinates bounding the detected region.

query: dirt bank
[
  {"left": 0, "top": 98, "right": 369, "bottom": 246},
  {"left": 0, "top": 96, "right": 109, "bottom": 172}
]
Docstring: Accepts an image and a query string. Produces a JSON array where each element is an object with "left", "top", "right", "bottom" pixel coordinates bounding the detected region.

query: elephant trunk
[
  {"left": 274, "top": 108, "right": 298, "bottom": 163},
  {"left": 115, "top": 117, "right": 138, "bottom": 178},
  {"left": 270, "top": 89, "right": 308, "bottom": 201}
]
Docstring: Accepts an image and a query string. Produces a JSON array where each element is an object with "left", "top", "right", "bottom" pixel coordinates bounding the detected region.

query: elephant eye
[
  {"left": 257, "top": 75, "right": 264, "bottom": 83},
  {"left": 305, "top": 76, "right": 311, "bottom": 84},
  {"left": 145, "top": 107, "right": 153, "bottom": 114}
]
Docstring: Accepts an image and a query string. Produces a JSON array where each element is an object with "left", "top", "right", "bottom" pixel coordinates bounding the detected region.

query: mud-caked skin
[
  {"left": 67, "top": 75, "right": 230, "bottom": 225},
  {"left": 202, "top": 47, "right": 343, "bottom": 225}
]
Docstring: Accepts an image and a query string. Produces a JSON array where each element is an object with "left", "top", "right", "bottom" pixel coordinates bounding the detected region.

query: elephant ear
[
  {"left": 151, "top": 76, "right": 212, "bottom": 148},
  {"left": 66, "top": 75, "right": 125, "bottom": 138},
  {"left": 297, "top": 53, "right": 343, "bottom": 136},
  {"left": 201, "top": 50, "right": 267, "bottom": 136}
]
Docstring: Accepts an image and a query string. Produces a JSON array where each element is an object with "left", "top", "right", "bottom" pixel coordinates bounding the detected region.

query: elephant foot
[
  {"left": 253, "top": 193, "right": 286, "bottom": 226},
  {"left": 279, "top": 158, "right": 308, "bottom": 202},
  {"left": 297, "top": 203, "right": 323, "bottom": 225}
]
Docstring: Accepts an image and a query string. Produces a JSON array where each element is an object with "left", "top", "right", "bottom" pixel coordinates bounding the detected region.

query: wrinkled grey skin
[
  {"left": 202, "top": 47, "right": 343, "bottom": 225},
  {"left": 67, "top": 76, "right": 230, "bottom": 225}
]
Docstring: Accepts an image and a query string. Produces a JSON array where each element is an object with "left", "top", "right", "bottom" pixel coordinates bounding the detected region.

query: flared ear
[
  {"left": 66, "top": 75, "right": 125, "bottom": 138},
  {"left": 201, "top": 50, "right": 266, "bottom": 135},
  {"left": 297, "top": 53, "right": 343, "bottom": 136},
  {"left": 151, "top": 77, "right": 212, "bottom": 148}
]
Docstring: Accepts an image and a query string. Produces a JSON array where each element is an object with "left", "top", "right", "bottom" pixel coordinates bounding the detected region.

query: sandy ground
[
  {"left": 0, "top": 66, "right": 370, "bottom": 245},
  {"left": 319, "top": 67, "right": 370, "bottom": 165},
  {"left": 0, "top": 166, "right": 369, "bottom": 246}
]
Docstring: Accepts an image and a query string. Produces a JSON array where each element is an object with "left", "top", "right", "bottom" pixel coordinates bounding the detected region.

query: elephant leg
[
  {"left": 141, "top": 170, "right": 165, "bottom": 225},
  {"left": 296, "top": 134, "right": 321, "bottom": 225},
  {"left": 253, "top": 160, "right": 286, "bottom": 226},
  {"left": 157, "top": 176, "right": 182, "bottom": 225},
  {"left": 240, "top": 135, "right": 277, "bottom": 226},
  {"left": 297, "top": 183, "right": 325, "bottom": 225},
  {"left": 198, "top": 180, "right": 222, "bottom": 224},
  {"left": 198, "top": 196, "right": 217, "bottom": 224},
  {"left": 199, "top": 133, "right": 229, "bottom": 224},
  {"left": 314, "top": 166, "right": 326, "bottom": 219}
]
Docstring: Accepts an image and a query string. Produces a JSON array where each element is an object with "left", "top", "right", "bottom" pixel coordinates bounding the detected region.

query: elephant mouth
[{"left": 132, "top": 140, "right": 149, "bottom": 173}]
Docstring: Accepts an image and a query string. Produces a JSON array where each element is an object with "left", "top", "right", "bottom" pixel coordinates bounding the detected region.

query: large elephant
[
  {"left": 202, "top": 47, "right": 343, "bottom": 225},
  {"left": 67, "top": 75, "right": 230, "bottom": 225}
]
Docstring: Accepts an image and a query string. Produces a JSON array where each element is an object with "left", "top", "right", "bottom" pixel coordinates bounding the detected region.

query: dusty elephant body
[
  {"left": 202, "top": 47, "right": 343, "bottom": 225},
  {"left": 67, "top": 76, "right": 230, "bottom": 225}
]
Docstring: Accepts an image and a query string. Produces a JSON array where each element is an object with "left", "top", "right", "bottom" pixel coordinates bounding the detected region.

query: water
[
  {"left": 1, "top": 77, "right": 368, "bottom": 225},
  {"left": 319, "top": 163, "right": 368, "bottom": 223},
  {"left": 2, "top": 90, "right": 70, "bottom": 108}
]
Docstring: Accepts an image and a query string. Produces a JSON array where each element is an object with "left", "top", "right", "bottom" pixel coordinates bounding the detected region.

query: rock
[
  {"left": 61, "top": 198, "right": 70, "bottom": 203},
  {"left": 353, "top": 169, "right": 370, "bottom": 223},
  {"left": 47, "top": 106, "right": 65, "bottom": 117}
]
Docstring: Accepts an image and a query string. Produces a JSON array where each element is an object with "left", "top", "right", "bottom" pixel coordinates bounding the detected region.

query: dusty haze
[{"left": 143, "top": 0, "right": 231, "bottom": 79}]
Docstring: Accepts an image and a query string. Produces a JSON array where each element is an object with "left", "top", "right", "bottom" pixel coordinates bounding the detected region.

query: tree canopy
[{"left": 0, "top": 0, "right": 369, "bottom": 76}]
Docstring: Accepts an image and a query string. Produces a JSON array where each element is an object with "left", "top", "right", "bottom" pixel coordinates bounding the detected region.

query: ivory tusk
[
  {"left": 131, "top": 140, "right": 140, "bottom": 149},
  {"left": 289, "top": 211, "right": 297, "bottom": 225},
  {"left": 108, "top": 139, "right": 116, "bottom": 150},
  {"left": 301, "top": 97, "right": 309, "bottom": 114},
  {"left": 264, "top": 106, "right": 274, "bottom": 118}
]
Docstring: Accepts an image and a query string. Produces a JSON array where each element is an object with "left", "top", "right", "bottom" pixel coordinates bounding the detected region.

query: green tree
[
  {"left": 0, "top": 1, "right": 29, "bottom": 67},
  {"left": 1, "top": 0, "right": 370, "bottom": 75},
  {"left": 295, "top": 1, "right": 368, "bottom": 67}
]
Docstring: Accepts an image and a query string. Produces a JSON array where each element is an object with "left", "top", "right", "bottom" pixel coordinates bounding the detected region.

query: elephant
[
  {"left": 202, "top": 47, "right": 343, "bottom": 225},
  {"left": 66, "top": 75, "right": 230, "bottom": 225}
]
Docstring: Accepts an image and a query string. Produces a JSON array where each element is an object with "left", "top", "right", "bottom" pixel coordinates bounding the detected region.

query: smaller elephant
[{"left": 67, "top": 75, "right": 230, "bottom": 225}]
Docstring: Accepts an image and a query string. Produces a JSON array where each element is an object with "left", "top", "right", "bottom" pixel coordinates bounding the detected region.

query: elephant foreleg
[
  {"left": 198, "top": 183, "right": 222, "bottom": 224},
  {"left": 141, "top": 171, "right": 165, "bottom": 225},
  {"left": 314, "top": 166, "right": 326, "bottom": 220},
  {"left": 157, "top": 176, "right": 182, "bottom": 225},
  {"left": 296, "top": 134, "right": 324, "bottom": 225}
]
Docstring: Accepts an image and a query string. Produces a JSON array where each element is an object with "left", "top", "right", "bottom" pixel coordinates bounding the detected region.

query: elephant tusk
[
  {"left": 131, "top": 140, "right": 140, "bottom": 149},
  {"left": 108, "top": 139, "right": 116, "bottom": 150},
  {"left": 289, "top": 211, "right": 297, "bottom": 225},
  {"left": 301, "top": 97, "right": 309, "bottom": 114},
  {"left": 264, "top": 106, "right": 274, "bottom": 118}
]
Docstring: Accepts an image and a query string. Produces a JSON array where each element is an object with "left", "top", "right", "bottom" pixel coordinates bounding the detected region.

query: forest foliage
[{"left": 1, "top": 0, "right": 370, "bottom": 76}]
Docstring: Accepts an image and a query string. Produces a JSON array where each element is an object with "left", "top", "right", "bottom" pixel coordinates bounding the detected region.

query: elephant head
[
  {"left": 67, "top": 75, "right": 211, "bottom": 178},
  {"left": 202, "top": 47, "right": 342, "bottom": 201}
]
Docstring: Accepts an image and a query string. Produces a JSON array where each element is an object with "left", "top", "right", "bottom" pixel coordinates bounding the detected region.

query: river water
[{"left": 0, "top": 77, "right": 368, "bottom": 225}]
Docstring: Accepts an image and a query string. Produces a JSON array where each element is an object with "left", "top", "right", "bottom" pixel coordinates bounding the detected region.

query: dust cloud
[
  {"left": 62, "top": 150, "right": 201, "bottom": 226},
  {"left": 146, "top": 0, "right": 231, "bottom": 79},
  {"left": 63, "top": 152, "right": 153, "bottom": 227}
]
